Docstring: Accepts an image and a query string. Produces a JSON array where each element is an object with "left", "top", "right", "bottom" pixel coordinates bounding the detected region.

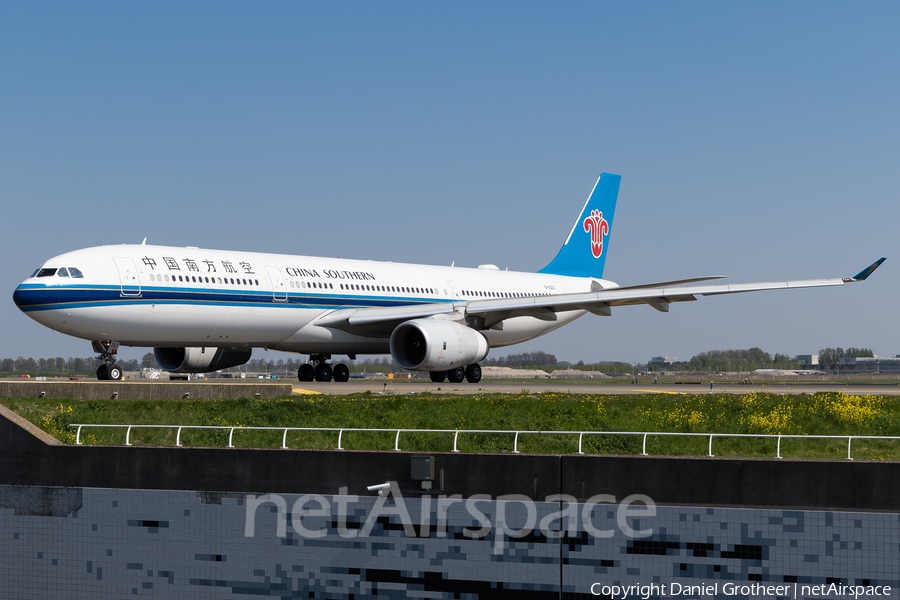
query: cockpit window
[
  {"left": 36, "top": 268, "right": 57, "bottom": 278},
  {"left": 58, "top": 268, "right": 70, "bottom": 277},
  {"left": 69, "top": 267, "right": 84, "bottom": 278},
  {"left": 31, "top": 269, "right": 40, "bottom": 278}
]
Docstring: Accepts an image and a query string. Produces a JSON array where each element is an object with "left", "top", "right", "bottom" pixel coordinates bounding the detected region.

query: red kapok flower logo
[{"left": 583, "top": 209, "right": 609, "bottom": 259}]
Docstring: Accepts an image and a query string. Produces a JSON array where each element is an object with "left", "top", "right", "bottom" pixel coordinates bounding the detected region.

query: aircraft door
[
  {"left": 265, "top": 266, "right": 288, "bottom": 302},
  {"left": 446, "top": 281, "right": 459, "bottom": 300},
  {"left": 113, "top": 257, "right": 141, "bottom": 297}
]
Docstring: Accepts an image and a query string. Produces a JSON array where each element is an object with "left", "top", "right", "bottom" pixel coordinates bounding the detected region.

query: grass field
[{"left": 5, "top": 391, "right": 900, "bottom": 460}]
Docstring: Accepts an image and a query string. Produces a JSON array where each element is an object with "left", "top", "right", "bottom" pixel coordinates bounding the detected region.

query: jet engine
[
  {"left": 390, "top": 319, "right": 489, "bottom": 372},
  {"left": 153, "top": 347, "right": 252, "bottom": 373}
]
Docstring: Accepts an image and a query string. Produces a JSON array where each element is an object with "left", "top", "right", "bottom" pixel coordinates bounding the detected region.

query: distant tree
[
  {"left": 818, "top": 347, "right": 874, "bottom": 365},
  {"left": 1, "top": 358, "right": 14, "bottom": 371},
  {"left": 675, "top": 348, "right": 799, "bottom": 372},
  {"left": 55, "top": 357, "right": 66, "bottom": 372},
  {"left": 485, "top": 352, "right": 558, "bottom": 369},
  {"left": 141, "top": 352, "right": 159, "bottom": 369}
]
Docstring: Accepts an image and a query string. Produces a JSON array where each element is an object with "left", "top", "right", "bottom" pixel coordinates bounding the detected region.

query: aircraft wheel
[
  {"left": 298, "top": 364, "right": 315, "bottom": 382},
  {"left": 333, "top": 363, "right": 350, "bottom": 382},
  {"left": 315, "top": 363, "right": 333, "bottom": 382},
  {"left": 465, "top": 363, "right": 482, "bottom": 384},
  {"left": 430, "top": 371, "right": 446, "bottom": 383},
  {"left": 107, "top": 363, "right": 123, "bottom": 381},
  {"left": 96, "top": 364, "right": 108, "bottom": 380},
  {"left": 447, "top": 367, "right": 465, "bottom": 383}
]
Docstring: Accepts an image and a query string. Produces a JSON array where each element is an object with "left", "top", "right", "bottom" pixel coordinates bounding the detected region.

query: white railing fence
[{"left": 69, "top": 424, "right": 900, "bottom": 460}]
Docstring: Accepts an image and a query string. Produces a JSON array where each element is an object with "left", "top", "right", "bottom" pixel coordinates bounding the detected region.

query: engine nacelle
[
  {"left": 390, "top": 319, "right": 489, "bottom": 371},
  {"left": 153, "top": 347, "right": 252, "bottom": 373}
]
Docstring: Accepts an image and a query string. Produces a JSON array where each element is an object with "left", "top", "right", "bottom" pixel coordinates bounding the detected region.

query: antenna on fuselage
[{"left": 141, "top": 237, "right": 147, "bottom": 245}]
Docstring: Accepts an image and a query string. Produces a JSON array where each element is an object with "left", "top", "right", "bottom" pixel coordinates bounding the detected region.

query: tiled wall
[{"left": 1, "top": 486, "right": 898, "bottom": 599}]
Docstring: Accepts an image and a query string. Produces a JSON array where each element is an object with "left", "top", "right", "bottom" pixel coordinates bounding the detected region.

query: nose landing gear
[{"left": 92, "top": 341, "right": 124, "bottom": 381}]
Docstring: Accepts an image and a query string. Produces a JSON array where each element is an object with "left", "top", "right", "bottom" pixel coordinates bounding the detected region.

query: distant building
[
  {"left": 794, "top": 354, "right": 819, "bottom": 366},
  {"left": 649, "top": 356, "right": 677, "bottom": 365},
  {"left": 837, "top": 356, "right": 900, "bottom": 374}
]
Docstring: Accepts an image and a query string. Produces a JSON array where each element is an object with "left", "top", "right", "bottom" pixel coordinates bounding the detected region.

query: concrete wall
[{"left": 6, "top": 486, "right": 897, "bottom": 599}]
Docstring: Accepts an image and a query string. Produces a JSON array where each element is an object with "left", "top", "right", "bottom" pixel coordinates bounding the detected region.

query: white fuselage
[{"left": 14, "top": 244, "right": 615, "bottom": 357}]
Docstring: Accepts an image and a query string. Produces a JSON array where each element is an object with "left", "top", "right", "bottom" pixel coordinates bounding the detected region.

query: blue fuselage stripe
[{"left": 13, "top": 284, "right": 450, "bottom": 312}]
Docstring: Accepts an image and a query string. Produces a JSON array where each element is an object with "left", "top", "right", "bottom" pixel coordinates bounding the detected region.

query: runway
[
  {"left": 4, "top": 377, "right": 898, "bottom": 400},
  {"left": 291, "top": 379, "right": 900, "bottom": 396}
]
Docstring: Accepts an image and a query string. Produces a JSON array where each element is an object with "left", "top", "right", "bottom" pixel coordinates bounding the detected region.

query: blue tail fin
[{"left": 538, "top": 172, "right": 621, "bottom": 278}]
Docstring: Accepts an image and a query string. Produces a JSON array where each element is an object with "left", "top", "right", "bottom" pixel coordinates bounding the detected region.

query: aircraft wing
[{"left": 313, "top": 258, "right": 885, "bottom": 336}]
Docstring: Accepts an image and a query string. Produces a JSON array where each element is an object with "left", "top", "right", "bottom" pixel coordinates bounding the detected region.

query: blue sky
[{"left": 2, "top": 2, "right": 897, "bottom": 366}]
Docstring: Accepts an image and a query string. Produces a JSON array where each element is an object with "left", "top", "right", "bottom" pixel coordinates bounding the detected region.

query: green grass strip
[{"left": 5, "top": 391, "right": 900, "bottom": 460}]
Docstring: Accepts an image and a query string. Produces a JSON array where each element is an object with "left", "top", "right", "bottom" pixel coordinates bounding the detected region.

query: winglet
[{"left": 844, "top": 258, "right": 886, "bottom": 282}]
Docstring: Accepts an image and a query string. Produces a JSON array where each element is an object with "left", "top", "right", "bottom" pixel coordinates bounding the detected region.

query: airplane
[{"left": 12, "top": 173, "right": 885, "bottom": 383}]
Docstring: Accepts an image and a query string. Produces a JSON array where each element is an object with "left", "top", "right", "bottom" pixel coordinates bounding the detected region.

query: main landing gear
[
  {"left": 298, "top": 354, "right": 351, "bottom": 383},
  {"left": 429, "top": 363, "right": 482, "bottom": 384},
  {"left": 92, "top": 341, "right": 124, "bottom": 381}
]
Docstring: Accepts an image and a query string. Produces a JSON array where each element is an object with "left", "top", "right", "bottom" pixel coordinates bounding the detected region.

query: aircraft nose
[{"left": 12, "top": 283, "right": 34, "bottom": 311}]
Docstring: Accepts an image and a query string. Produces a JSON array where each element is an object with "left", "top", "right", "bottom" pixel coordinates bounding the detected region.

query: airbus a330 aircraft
[{"left": 13, "top": 173, "right": 885, "bottom": 383}]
